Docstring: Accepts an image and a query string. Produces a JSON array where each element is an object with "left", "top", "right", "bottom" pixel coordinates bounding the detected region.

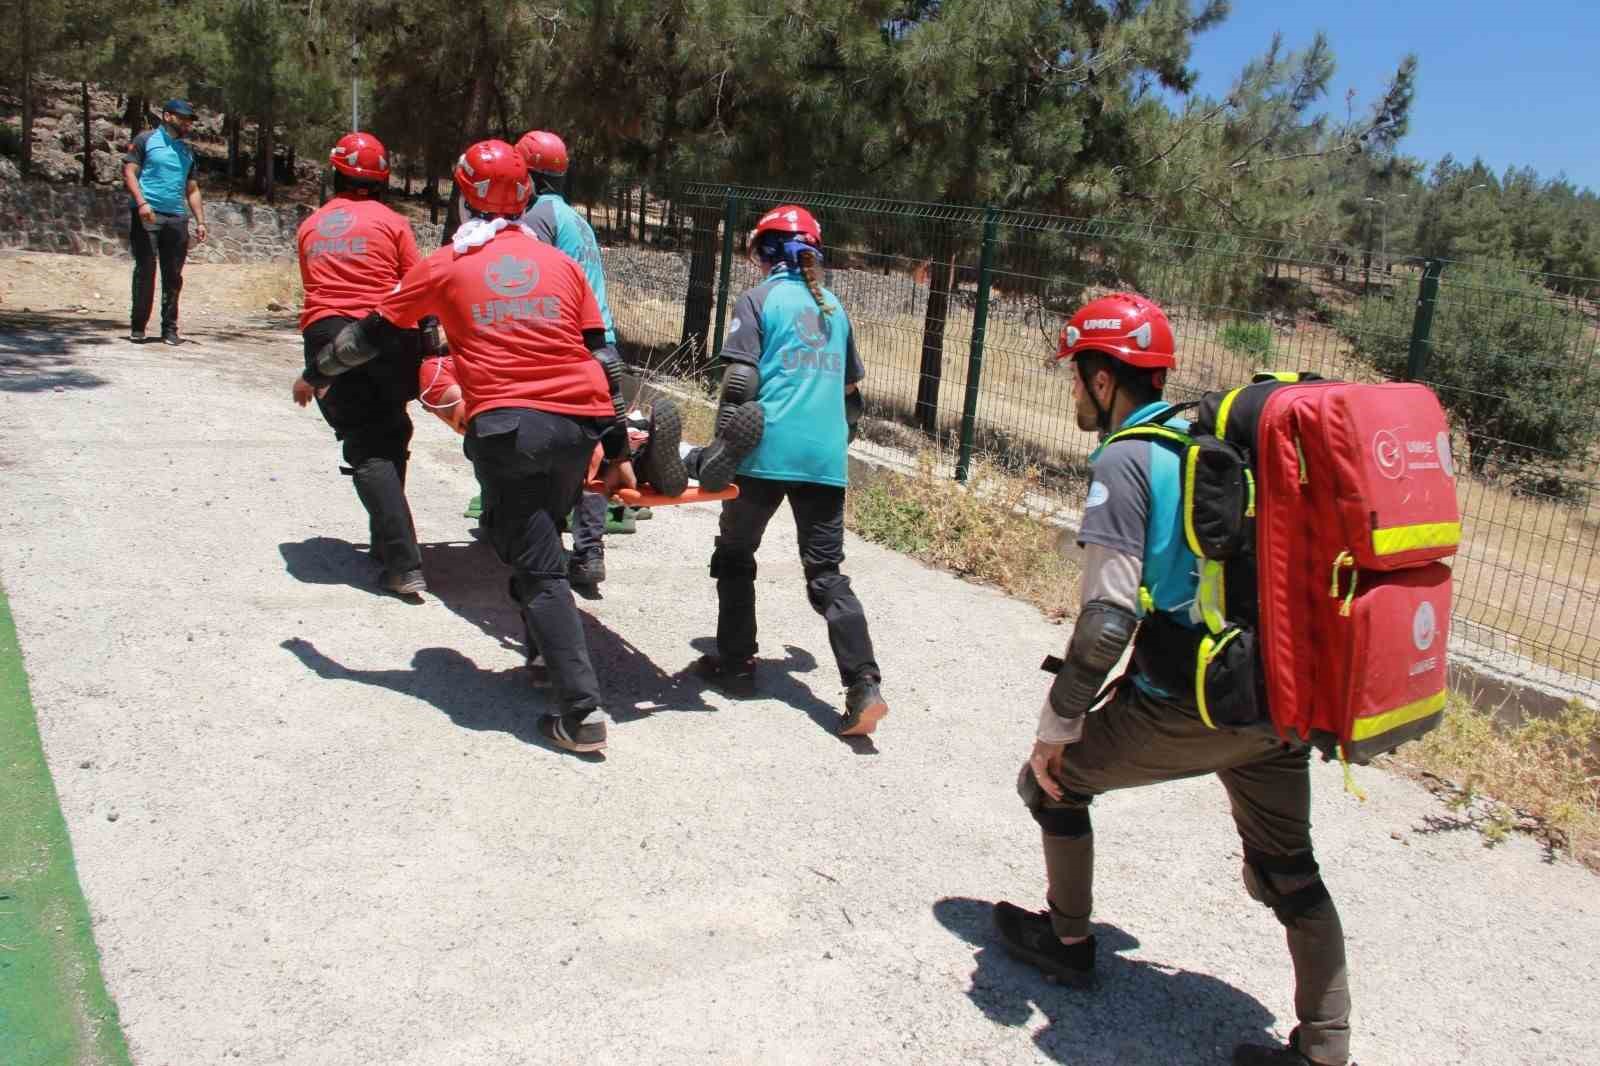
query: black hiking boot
[
  {"left": 992, "top": 901, "right": 1096, "bottom": 989},
  {"left": 687, "top": 401, "right": 764, "bottom": 492},
  {"left": 1233, "top": 1028, "right": 1347, "bottom": 1066},
  {"left": 539, "top": 709, "right": 607, "bottom": 753},
  {"left": 839, "top": 675, "right": 888, "bottom": 736},
  {"left": 380, "top": 568, "right": 426, "bottom": 596},
  {"left": 637, "top": 399, "right": 688, "bottom": 497},
  {"left": 568, "top": 551, "right": 606, "bottom": 587},
  {"left": 129, "top": 327, "right": 146, "bottom": 343},
  {"left": 693, "top": 653, "right": 757, "bottom": 695},
  {"left": 161, "top": 328, "right": 181, "bottom": 346}
]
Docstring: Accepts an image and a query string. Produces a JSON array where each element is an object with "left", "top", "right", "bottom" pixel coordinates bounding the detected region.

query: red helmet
[
  {"left": 329, "top": 132, "right": 389, "bottom": 182},
  {"left": 751, "top": 204, "right": 822, "bottom": 248},
  {"left": 453, "top": 140, "right": 532, "bottom": 216},
  {"left": 514, "top": 130, "right": 568, "bottom": 177},
  {"left": 1056, "top": 292, "right": 1177, "bottom": 370}
]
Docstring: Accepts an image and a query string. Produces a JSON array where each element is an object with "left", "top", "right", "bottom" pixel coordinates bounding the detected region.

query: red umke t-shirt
[
  {"left": 379, "top": 228, "right": 610, "bottom": 420},
  {"left": 296, "top": 196, "right": 421, "bottom": 330}
]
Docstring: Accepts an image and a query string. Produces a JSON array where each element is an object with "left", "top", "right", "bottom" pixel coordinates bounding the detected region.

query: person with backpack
[
  {"left": 687, "top": 204, "right": 888, "bottom": 738},
  {"left": 514, "top": 129, "right": 623, "bottom": 588},
  {"left": 290, "top": 132, "right": 431, "bottom": 596},
  {"left": 294, "top": 139, "right": 689, "bottom": 755},
  {"left": 122, "top": 99, "right": 206, "bottom": 345},
  {"left": 993, "top": 293, "right": 1353, "bottom": 1066}
]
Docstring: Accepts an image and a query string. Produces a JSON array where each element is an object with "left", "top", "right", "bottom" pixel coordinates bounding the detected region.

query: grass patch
[
  {"left": 0, "top": 583, "right": 130, "bottom": 1066},
  {"left": 1385, "top": 694, "right": 1600, "bottom": 870},
  {"left": 844, "top": 452, "right": 1080, "bottom": 621},
  {"left": 1218, "top": 319, "right": 1274, "bottom": 359}
]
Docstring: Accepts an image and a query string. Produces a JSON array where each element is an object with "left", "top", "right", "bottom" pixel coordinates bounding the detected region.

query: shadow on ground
[
  {"left": 932, "top": 896, "right": 1279, "bottom": 1065},
  {"left": 0, "top": 312, "right": 117, "bottom": 392},
  {"left": 278, "top": 536, "right": 721, "bottom": 737},
  {"left": 685, "top": 635, "right": 876, "bottom": 753}
]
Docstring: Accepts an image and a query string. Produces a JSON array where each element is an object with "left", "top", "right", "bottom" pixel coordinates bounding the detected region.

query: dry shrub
[
  {"left": 1387, "top": 694, "right": 1600, "bottom": 869},
  {"left": 845, "top": 451, "right": 1079, "bottom": 620}
]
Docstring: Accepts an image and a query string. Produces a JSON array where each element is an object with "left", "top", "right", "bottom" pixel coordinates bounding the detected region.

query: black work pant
[
  {"left": 466, "top": 407, "right": 605, "bottom": 715},
  {"left": 711, "top": 476, "right": 879, "bottom": 686},
  {"left": 303, "top": 316, "right": 421, "bottom": 574},
  {"left": 129, "top": 207, "right": 189, "bottom": 334},
  {"left": 570, "top": 490, "right": 607, "bottom": 559}
]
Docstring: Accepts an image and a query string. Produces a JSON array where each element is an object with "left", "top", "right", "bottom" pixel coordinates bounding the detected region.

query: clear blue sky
[{"left": 1176, "top": 2, "right": 1600, "bottom": 193}]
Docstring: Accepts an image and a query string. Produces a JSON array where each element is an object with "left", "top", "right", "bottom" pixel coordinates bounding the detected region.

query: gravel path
[{"left": 0, "top": 308, "right": 1596, "bottom": 1066}]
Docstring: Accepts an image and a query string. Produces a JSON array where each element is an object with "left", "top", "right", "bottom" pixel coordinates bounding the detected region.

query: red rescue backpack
[{"left": 1105, "top": 373, "right": 1460, "bottom": 767}]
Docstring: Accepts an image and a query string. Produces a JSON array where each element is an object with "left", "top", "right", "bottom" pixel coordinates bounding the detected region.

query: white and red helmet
[
  {"left": 1056, "top": 292, "right": 1177, "bottom": 372},
  {"left": 453, "top": 140, "right": 532, "bottom": 216},
  {"left": 514, "top": 130, "right": 568, "bottom": 177},
  {"left": 751, "top": 204, "right": 822, "bottom": 248},
  {"left": 329, "top": 132, "right": 389, "bottom": 182}
]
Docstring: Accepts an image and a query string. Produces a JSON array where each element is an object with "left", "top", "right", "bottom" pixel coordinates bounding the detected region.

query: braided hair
[{"left": 755, "top": 232, "right": 835, "bottom": 316}]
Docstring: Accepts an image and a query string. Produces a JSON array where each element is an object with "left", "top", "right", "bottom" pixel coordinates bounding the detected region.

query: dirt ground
[{"left": 2, "top": 249, "right": 1598, "bottom": 1066}]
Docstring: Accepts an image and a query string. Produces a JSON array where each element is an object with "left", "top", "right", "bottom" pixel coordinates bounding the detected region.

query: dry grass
[
  {"left": 1384, "top": 694, "right": 1600, "bottom": 870},
  {"left": 843, "top": 451, "right": 1080, "bottom": 621},
  {"left": 235, "top": 260, "right": 304, "bottom": 313}
]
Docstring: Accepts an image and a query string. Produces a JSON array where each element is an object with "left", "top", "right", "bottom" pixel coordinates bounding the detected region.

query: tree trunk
[
  {"left": 81, "top": 78, "right": 92, "bottom": 185},
  {"left": 260, "top": 110, "right": 276, "bottom": 204},
  {"left": 19, "top": 0, "right": 33, "bottom": 178},
  {"left": 681, "top": 203, "right": 722, "bottom": 359},
  {"left": 914, "top": 252, "right": 957, "bottom": 436},
  {"left": 124, "top": 94, "right": 146, "bottom": 131},
  {"left": 426, "top": 159, "right": 440, "bottom": 226},
  {"left": 227, "top": 115, "right": 241, "bottom": 182}
]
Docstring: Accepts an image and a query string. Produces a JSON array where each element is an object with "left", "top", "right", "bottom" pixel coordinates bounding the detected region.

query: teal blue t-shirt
[
  {"left": 123, "top": 127, "right": 195, "bottom": 217},
  {"left": 1079, "top": 401, "right": 1204, "bottom": 697},
  {"left": 525, "top": 193, "right": 614, "bottom": 344},
  {"left": 720, "top": 266, "right": 865, "bottom": 487}
]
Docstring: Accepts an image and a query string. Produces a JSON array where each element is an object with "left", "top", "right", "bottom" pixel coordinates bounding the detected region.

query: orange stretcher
[{"left": 584, "top": 482, "right": 740, "bottom": 508}]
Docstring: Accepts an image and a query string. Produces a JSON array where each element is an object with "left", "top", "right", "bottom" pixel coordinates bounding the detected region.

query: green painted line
[{"left": 0, "top": 583, "right": 131, "bottom": 1066}]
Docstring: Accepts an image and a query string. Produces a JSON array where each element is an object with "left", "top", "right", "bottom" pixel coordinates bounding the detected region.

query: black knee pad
[
  {"left": 1016, "top": 763, "right": 1093, "bottom": 837},
  {"left": 804, "top": 563, "right": 849, "bottom": 610},
  {"left": 1242, "top": 846, "right": 1331, "bottom": 927},
  {"left": 709, "top": 548, "right": 757, "bottom": 581}
]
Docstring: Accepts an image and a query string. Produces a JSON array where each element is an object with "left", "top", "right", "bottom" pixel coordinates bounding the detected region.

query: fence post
[
  {"left": 1405, "top": 257, "right": 1444, "bottom": 382},
  {"left": 956, "top": 205, "right": 999, "bottom": 482},
  {"left": 711, "top": 188, "right": 738, "bottom": 360}
]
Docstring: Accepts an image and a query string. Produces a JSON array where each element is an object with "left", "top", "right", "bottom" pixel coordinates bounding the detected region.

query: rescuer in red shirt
[
  {"left": 294, "top": 139, "right": 687, "bottom": 755},
  {"left": 291, "top": 132, "right": 433, "bottom": 595}
]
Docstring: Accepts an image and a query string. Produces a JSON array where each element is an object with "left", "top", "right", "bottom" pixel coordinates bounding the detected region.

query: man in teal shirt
[
  {"left": 515, "top": 129, "right": 621, "bottom": 586},
  {"left": 122, "top": 99, "right": 207, "bottom": 344}
]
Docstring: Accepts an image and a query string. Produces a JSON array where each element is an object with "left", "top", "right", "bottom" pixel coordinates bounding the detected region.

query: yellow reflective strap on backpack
[
  {"left": 1182, "top": 445, "right": 1204, "bottom": 556},
  {"left": 1197, "top": 560, "right": 1227, "bottom": 634},
  {"left": 1138, "top": 585, "right": 1155, "bottom": 616},
  {"left": 1194, "top": 627, "right": 1241, "bottom": 731},
  {"left": 1251, "top": 371, "right": 1301, "bottom": 384},
  {"left": 1244, "top": 467, "right": 1256, "bottom": 517},
  {"left": 1214, "top": 387, "right": 1247, "bottom": 442},
  {"left": 1194, "top": 636, "right": 1217, "bottom": 729},
  {"left": 1350, "top": 688, "right": 1448, "bottom": 742},
  {"left": 1371, "top": 521, "right": 1462, "bottom": 557}
]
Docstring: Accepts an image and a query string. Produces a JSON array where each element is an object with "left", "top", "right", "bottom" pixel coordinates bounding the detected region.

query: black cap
[{"left": 162, "top": 99, "right": 196, "bottom": 118}]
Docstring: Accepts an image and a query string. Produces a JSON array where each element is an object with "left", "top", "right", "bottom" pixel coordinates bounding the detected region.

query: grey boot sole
[
  {"left": 640, "top": 400, "right": 688, "bottom": 497},
  {"left": 696, "top": 402, "right": 765, "bottom": 492}
]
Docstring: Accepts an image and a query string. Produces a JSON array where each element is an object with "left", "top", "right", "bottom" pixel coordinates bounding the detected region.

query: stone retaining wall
[{"left": 0, "top": 173, "right": 444, "bottom": 263}]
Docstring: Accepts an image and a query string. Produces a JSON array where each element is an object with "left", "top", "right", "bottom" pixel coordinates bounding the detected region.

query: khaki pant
[{"left": 1019, "top": 682, "right": 1352, "bottom": 1065}]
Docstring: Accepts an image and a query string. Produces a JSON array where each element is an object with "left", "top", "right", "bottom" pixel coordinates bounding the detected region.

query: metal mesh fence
[{"left": 572, "top": 178, "right": 1600, "bottom": 681}]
